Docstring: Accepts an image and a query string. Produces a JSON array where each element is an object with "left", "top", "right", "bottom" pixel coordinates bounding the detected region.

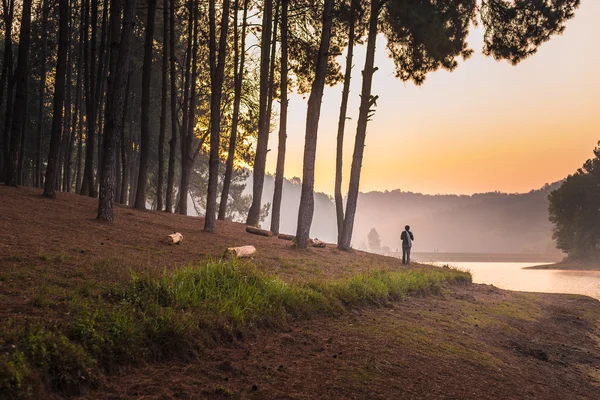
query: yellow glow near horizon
[{"left": 264, "top": 1, "right": 600, "bottom": 196}]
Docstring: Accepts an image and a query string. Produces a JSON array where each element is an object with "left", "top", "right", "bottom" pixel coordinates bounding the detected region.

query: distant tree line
[
  {"left": 549, "top": 142, "right": 600, "bottom": 260},
  {"left": 0, "top": 0, "right": 579, "bottom": 250}
]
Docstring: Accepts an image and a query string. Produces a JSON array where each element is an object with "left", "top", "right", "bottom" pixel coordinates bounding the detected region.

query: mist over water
[
  {"left": 249, "top": 175, "right": 561, "bottom": 256},
  {"left": 431, "top": 262, "right": 600, "bottom": 300}
]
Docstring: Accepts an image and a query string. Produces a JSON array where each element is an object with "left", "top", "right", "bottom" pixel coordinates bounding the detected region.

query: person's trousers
[{"left": 402, "top": 246, "right": 411, "bottom": 265}]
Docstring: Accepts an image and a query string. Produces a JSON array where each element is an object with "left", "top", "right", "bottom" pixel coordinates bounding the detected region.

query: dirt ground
[
  {"left": 82, "top": 286, "right": 600, "bottom": 400},
  {"left": 1, "top": 185, "right": 600, "bottom": 399}
]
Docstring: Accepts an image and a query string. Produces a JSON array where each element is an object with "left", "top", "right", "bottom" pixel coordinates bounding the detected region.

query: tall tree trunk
[
  {"left": 265, "top": 0, "right": 280, "bottom": 138},
  {"left": 98, "top": 0, "right": 138, "bottom": 221},
  {"left": 75, "top": 0, "right": 86, "bottom": 194},
  {"left": 6, "top": 0, "right": 33, "bottom": 187},
  {"left": 0, "top": 0, "right": 15, "bottom": 183},
  {"left": 295, "top": 0, "right": 334, "bottom": 248},
  {"left": 156, "top": 0, "right": 169, "bottom": 211},
  {"left": 165, "top": 0, "right": 179, "bottom": 212},
  {"left": 35, "top": 0, "right": 49, "bottom": 188},
  {"left": 270, "top": 0, "right": 288, "bottom": 235},
  {"left": 95, "top": 0, "right": 109, "bottom": 187},
  {"left": 134, "top": 0, "right": 157, "bottom": 210},
  {"left": 120, "top": 70, "right": 132, "bottom": 204},
  {"left": 75, "top": 103, "right": 84, "bottom": 193},
  {"left": 105, "top": 0, "right": 122, "bottom": 197},
  {"left": 335, "top": 0, "right": 357, "bottom": 244},
  {"left": 129, "top": 139, "right": 138, "bottom": 206},
  {"left": 115, "top": 133, "right": 121, "bottom": 200},
  {"left": 66, "top": 65, "right": 80, "bottom": 193},
  {"left": 81, "top": 0, "right": 98, "bottom": 197},
  {"left": 179, "top": 0, "right": 199, "bottom": 216},
  {"left": 16, "top": 101, "right": 26, "bottom": 186},
  {"left": 339, "top": 0, "right": 381, "bottom": 251},
  {"left": 205, "top": 0, "right": 231, "bottom": 231},
  {"left": 65, "top": 4, "right": 81, "bottom": 193},
  {"left": 43, "top": 0, "right": 69, "bottom": 198},
  {"left": 218, "top": 0, "right": 248, "bottom": 220},
  {"left": 246, "top": 0, "right": 273, "bottom": 226},
  {"left": 59, "top": 29, "right": 73, "bottom": 192}
]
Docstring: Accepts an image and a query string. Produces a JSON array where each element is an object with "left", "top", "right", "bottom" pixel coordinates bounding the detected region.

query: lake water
[{"left": 431, "top": 262, "right": 600, "bottom": 300}]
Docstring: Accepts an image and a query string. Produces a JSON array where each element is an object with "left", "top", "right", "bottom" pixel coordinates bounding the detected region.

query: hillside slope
[{"left": 0, "top": 186, "right": 598, "bottom": 400}]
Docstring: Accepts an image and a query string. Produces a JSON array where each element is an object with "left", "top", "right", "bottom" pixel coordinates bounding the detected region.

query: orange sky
[{"left": 264, "top": 1, "right": 600, "bottom": 196}]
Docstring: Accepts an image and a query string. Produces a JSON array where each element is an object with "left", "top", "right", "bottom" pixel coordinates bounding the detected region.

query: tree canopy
[{"left": 548, "top": 142, "right": 600, "bottom": 260}]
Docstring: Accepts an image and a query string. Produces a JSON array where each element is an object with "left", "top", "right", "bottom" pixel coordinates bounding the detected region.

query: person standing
[{"left": 401, "top": 225, "right": 414, "bottom": 266}]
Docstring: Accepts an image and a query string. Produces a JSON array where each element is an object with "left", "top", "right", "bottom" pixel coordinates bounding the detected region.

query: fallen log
[
  {"left": 224, "top": 245, "right": 256, "bottom": 259},
  {"left": 165, "top": 232, "right": 184, "bottom": 245},
  {"left": 246, "top": 226, "right": 273, "bottom": 237},
  {"left": 278, "top": 233, "right": 295, "bottom": 241},
  {"left": 309, "top": 239, "right": 326, "bottom": 248}
]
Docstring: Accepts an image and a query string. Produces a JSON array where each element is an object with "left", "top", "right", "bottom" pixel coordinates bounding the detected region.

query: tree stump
[
  {"left": 224, "top": 245, "right": 256, "bottom": 259},
  {"left": 165, "top": 232, "right": 183, "bottom": 245},
  {"left": 309, "top": 239, "right": 326, "bottom": 248},
  {"left": 246, "top": 226, "right": 273, "bottom": 237}
]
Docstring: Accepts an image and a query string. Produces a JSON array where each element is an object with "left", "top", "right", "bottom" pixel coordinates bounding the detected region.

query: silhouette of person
[{"left": 401, "top": 225, "right": 414, "bottom": 266}]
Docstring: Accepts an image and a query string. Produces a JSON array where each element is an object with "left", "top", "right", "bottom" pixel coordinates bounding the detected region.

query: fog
[
  {"left": 240, "top": 176, "right": 562, "bottom": 255},
  {"left": 188, "top": 173, "right": 561, "bottom": 256}
]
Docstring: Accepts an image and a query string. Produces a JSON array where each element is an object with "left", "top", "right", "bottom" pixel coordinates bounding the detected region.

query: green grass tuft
[
  {"left": 1, "top": 259, "right": 470, "bottom": 398},
  {"left": 0, "top": 322, "right": 97, "bottom": 397}
]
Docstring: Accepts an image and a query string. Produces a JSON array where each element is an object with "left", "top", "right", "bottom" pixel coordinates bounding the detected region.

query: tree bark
[
  {"left": 6, "top": 0, "right": 33, "bottom": 187},
  {"left": 339, "top": 0, "right": 381, "bottom": 251},
  {"left": 98, "top": 0, "right": 137, "bottom": 221},
  {"left": 335, "top": 0, "right": 357, "bottom": 244},
  {"left": 66, "top": 2, "right": 83, "bottom": 193},
  {"left": 179, "top": 0, "right": 199, "bottom": 216},
  {"left": 43, "top": 0, "right": 69, "bottom": 198},
  {"left": 157, "top": 0, "right": 169, "bottom": 211},
  {"left": 60, "top": 24, "right": 73, "bottom": 192},
  {"left": 219, "top": 0, "right": 249, "bottom": 220},
  {"left": 95, "top": 0, "right": 109, "bottom": 188},
  {"left": 106, "top": 0, "right": 122, "bottom": 198},
  {"left": 295, "top": 0, "right": 335, "bottom": 248},
  {"left": 75, "top": 100, "right": 84, "bottom": 193},
  {"left": 134, "top": 0, "right": 157, "bottom": 210},
  {"left": 16, "top": 98, "right": 26, "bottom": 186},
  {"left": 270, "top": 0, "right": 288, "bottom": 235},
  {"left": 120, "top": 71, "right": 133, "bottom": 204},
  {"left": 246, "top": 0, "right": 273, "bottom": 226},
  {"left": 0, "top": 0, "right": 15, "bottom": 183},
  {"left": 205, "top": 0, "right": 231, "bottom": 231},
  {"left": 265, "top": 0, "right": 280, "bottom": 138},
  {"left": 165, "top": 0, "right": 179, "bottom": 212},
  {"left": 129, "top": 141, "right": 139, "bottom": 206},
  {"left": 81, "top": 0, "right": 98, "bottom": 197},
  {"left": 34, "top": 0, "right": 49, "bottom": 188}
]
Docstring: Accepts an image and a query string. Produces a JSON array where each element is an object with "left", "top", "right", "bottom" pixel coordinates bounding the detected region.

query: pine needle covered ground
[{"left": 1, "top": 186, "right": 599, "bottom": 399}]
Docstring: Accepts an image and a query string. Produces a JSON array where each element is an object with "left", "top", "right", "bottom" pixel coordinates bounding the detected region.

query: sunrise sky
[{"left": 264, "top": 1, "right": 600, "bottom": 196}]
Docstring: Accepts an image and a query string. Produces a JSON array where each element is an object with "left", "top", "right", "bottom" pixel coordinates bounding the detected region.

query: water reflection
[{"left": 429, "top": 262, "right": 600, "bottom": 300}]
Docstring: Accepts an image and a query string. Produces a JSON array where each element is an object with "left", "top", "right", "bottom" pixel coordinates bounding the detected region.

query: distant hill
[{"left": 254, "top": 177, "right": 563, "bottom": 255}]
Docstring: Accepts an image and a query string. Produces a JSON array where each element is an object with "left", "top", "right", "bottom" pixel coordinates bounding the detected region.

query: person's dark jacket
[{"left": 401, "top": 230, "right": 414, "bottom": 248}]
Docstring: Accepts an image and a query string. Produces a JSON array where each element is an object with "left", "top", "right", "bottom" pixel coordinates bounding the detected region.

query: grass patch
[
  {"left": 1, "top": 259, "right": 471, "bottom": 398},
  {"left": 0, "top": 322, "right": 97, "bottom": 398},
  {"left": 488, "top": 298, "right": 542, "bottom": 322}
]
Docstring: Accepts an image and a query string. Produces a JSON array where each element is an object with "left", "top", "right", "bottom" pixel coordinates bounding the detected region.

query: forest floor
[{"left": 1, "top": 185, "right": 600, "bottom": 399}]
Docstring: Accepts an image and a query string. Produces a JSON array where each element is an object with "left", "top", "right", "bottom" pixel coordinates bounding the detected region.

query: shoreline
[
  {"left": 408, "top": 252, "right": 563, "bottom": 263},
  {"left": 525, "top": 261, "right": 600, "bottom": 271}
]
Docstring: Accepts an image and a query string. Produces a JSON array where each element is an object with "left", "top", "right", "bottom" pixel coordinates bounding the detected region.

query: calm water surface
[{"left": 431, "top": 262, "right": 600, "bottom": 300}]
